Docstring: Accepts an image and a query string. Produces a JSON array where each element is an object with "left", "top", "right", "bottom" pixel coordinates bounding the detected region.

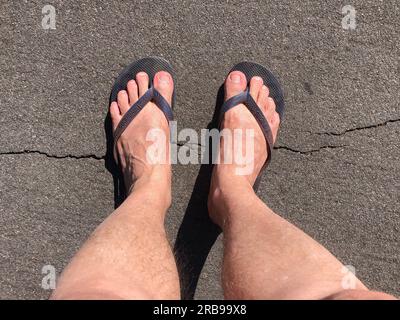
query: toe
[
  {"left": 249, "top": 76, "right": 263, "bottom": 101},
  {"left": 257, "top": 85, "right": 269, "bottom": 112},
  {"left": 136, "top": 72, "right": 150, "bottom": 97},
  {"left": 271, "top": 111, "right": 281, "bottom": 142},
  {"left": 265, "top": 97, "right": 277, "bottom": 118},
  {"left": 127, "top": 80, "right": 139, "bottom": 106},
  {"left": 117, "top": 90, "right": 130, "bottom": 115},
  {"left": 272, "top": 110, "right": 280, "bottom": 126},
  {"left": 153, "top": 71, "right": 174, "bottom": 105},
  {"left": 225, "top": 71, "right": 247, "bottom": 100},
  {"left": 110, "top": 101, "right": 121, "bottom": 130}
]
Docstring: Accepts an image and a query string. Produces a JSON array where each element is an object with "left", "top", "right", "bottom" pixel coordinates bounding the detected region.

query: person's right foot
[
  {"left": 110, "top": 71, "right": 174, "bottom": 200},
  {"left": 208, "top": 71, "right": 281, "bottom": 226}
]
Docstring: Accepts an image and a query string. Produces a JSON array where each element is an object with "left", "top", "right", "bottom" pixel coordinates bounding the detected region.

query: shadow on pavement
[
  {"left": 174, "top": 86, "right": 225, "bottom": 299},
  {"left": 104, "top": 111, "right": 127, "bottom": 209}
]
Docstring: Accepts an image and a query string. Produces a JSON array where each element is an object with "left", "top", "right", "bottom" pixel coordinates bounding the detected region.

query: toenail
[
  {"left": 254, "top": 76, "right": 262, "bottom": 82},
  {"left": 159, "top": 73, "right": 170, "bottom": 84},
  {"left": 137, "top": 72, "right": 147, "bottom": 77},
  {"left": 230, "top": 73, "right": 242, "bottom": 83}
]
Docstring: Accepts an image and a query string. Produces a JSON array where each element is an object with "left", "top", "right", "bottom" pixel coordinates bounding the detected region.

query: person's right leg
[
  {"left": 52, "top": 71, "right": 180, "bottom": 300},
  {"left": 208, "top": 71, "right": 396, "bottom": 300}
]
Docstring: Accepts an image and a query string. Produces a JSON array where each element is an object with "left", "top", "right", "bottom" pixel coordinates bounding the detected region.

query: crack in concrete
[
  {"left": 274, "top": 144, "right": 348, "bottom": 155},
  {"left": 178, "top": 141, "right": 349, "bottom": 155},
  {"left": 9, "top": 118, "right": 392, "bottom": 161},
  {"left": 0, "top": 150, "right": 105, "bottom": 160},
  {"left": 176, "top": 141, "right": 203, "bottom": 149},
  {"left": 0, "top": 144, "right": 200, "bottom": 160},
  {"left": 0, "top": 143, "right": 349, "bottom": 160},
  {"left": 308, "top": 118, "right": 400, "bottom": 136}
]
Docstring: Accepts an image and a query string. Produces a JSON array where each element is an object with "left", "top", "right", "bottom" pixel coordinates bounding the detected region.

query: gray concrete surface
[{"left": 0, "top": 0, "right": 399, "bottom": 299}]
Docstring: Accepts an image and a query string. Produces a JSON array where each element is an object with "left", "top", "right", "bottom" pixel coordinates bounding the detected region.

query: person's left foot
[{"left": 208, "top": 71, "right": 280, "bottom": 226}]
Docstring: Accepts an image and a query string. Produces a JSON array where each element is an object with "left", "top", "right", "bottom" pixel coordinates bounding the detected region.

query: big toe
[
  {"left": 153, "top": 71, "right": 174, "bottom": 104},
  {"left": 225, "top": 71, "right": 247, "bottom": 100}
]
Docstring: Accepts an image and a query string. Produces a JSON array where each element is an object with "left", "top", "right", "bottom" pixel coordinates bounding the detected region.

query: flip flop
[
  {"left": 218, "top": 61, "right": 285, "bottom": 191},
  {"left": 110, "top": 56, "right": 176, "bottom": 163}
]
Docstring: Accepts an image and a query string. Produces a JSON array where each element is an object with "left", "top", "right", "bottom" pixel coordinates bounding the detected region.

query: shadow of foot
[
  {"left": 104, "top": 112, "right": 126, "bottom": 209},
  {"left": 174, "top": 86, "right": 225, "bottom": 300}
]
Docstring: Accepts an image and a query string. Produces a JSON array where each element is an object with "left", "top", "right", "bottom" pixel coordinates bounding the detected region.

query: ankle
[
  {"left": 127, "top": 166, "right": 172, "bottom": 209},
  {"left": 208, "top": 171, "right": 254, "bottom": 227}
]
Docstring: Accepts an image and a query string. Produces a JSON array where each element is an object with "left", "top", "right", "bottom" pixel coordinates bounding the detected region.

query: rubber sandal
[
  {"left": 218, "top": 61, "right": 285, "bottom": 191},
  {"left": 110, "top": 56, "right": 176, "bottom": 163}
]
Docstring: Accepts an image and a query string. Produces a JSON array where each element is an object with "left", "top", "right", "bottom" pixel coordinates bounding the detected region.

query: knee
[
  {"left": 325, "top": 289, "right": 397, "bottom": 300},
  {"left": 50, "top": 279, "right": 154, "bottom": 300},
  {"left": 51, "top": 288, "right": 153, "bottom": 300}
]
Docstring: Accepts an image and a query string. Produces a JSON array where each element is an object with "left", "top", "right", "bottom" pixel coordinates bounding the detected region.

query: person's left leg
[
  {"left": 208, "top": 71, "right": 397, "bottom": 300},
  {"left": 51, "top": 71, "right": 180, "bottom": 300}
]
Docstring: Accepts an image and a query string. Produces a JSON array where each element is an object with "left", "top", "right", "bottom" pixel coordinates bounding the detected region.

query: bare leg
[
  {"left": 52, "top": 71, "right": 180, "bottom": 299},
  {"left": 208, "top": 71, "right": 396, "bottom": 300}
]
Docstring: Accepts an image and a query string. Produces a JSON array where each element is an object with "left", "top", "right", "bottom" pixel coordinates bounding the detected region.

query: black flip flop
[
  {"left": 110, "top": 57, "right": 176, "bottom": 163},
  {"left": 218, "top": 61, "right": 285, "bottom": 191}
]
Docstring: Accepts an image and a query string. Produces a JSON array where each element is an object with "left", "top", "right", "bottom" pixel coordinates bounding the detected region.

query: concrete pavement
[{"left": 0, "top": 0, "right": 399, "bottom": 299}]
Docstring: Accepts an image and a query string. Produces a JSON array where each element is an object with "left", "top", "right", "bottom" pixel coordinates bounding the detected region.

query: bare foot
[
  {"left": 208, "top": 71, "right": 281, "bottom": 226},
  {"left": 110, "top": 71, "right": 174, "bottom": 202}
]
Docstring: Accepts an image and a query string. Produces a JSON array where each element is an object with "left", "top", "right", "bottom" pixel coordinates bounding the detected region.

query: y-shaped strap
[
  {"left": 219, "top": 89, "right": 274, "bottom": 167},
  {"left": 113, "top": 86, "right": 173, "bottom": 161}
]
